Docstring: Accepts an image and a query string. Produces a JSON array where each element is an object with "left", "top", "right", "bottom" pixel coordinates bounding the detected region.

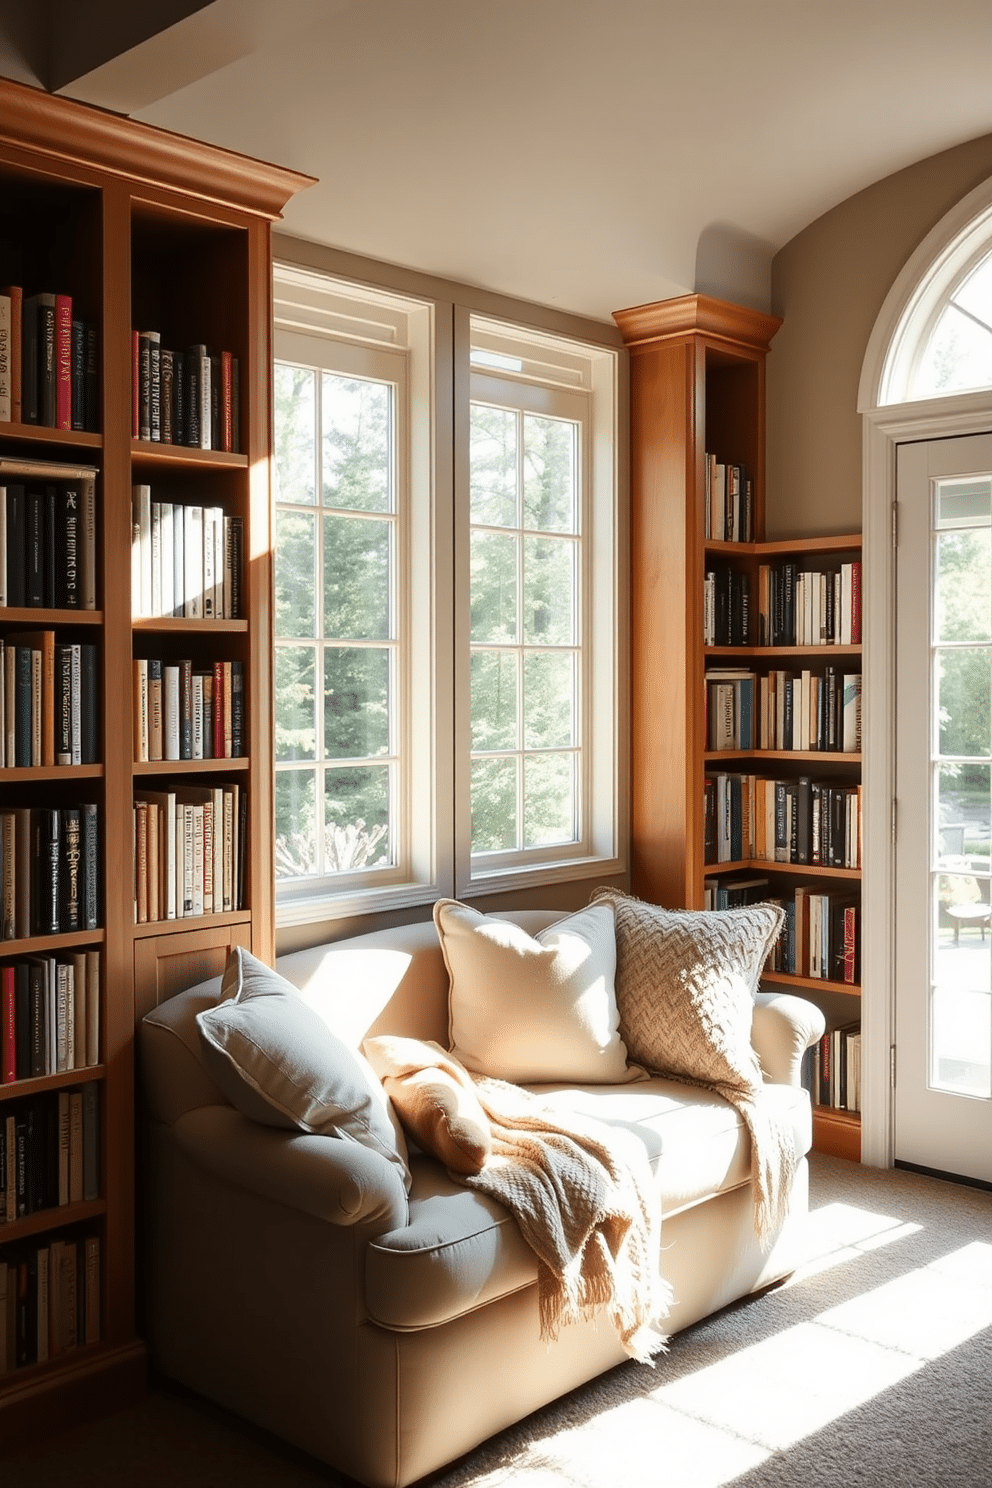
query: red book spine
[
  {"left": 221, "top": 351, "right": 233, "bottom": 453},
  {"left": 56, "top": 293, "right": 73, "bottom": 430},
  {"left": 851, "top": 560, "right": 862, "bottom": 646},
  {"left": 132, "top": 329, "right": 140, "bottom": 438},
  {"left": 1, "top": 965, "right": 16, "bottom": 1083},
  {"left": 213, "top": 659, "right": 225, "bottom": 760}
]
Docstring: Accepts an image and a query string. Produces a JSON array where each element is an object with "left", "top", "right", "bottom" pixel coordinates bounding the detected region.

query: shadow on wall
[{"left": 695, "top": 222, "right": 776, "bottom": 314}]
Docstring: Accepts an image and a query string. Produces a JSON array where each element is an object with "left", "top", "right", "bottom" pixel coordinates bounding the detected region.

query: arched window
[
  {"left": 870, "top": 181, "right": 992, "bottom": 408},
  {"left": 909, "top": 244, "right": 992, "bottom": 399}
]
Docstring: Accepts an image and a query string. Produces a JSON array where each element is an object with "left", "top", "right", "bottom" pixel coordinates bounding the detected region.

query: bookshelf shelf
[
  {"left": 0, "top": 424, "right": 103, "bottom": 452},
  {"left": 131, "top": 617, "right": 248, "bottom": 635},
  {"left": 132, "top": 756, "right": 250, "bottom": 776},
  {"left": 0, "top": 74, "right": 312, "bottom": 1441},
  {"left": 0, "top": 1065, "right": 106, "bottom": 1102},
  {"left": 131, "top": 908, "right": 251, "bottom": 941},
  {"left": 0, "top": 1199, "right": 107, "bottom": 1246},
  {"left": 615, "top": 292, "right": 862, "bottom": 1160},
  {"left": 130, "top": 442, "right": 249, "bottom": 471}
]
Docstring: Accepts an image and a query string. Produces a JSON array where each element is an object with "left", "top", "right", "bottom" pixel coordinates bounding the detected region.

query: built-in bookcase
[
  {"left": 0, "top": 76, "right": 311, "bottom": 1444},
  {"left": 613, "top": 294, "right": 862, "bottom": 1162}
]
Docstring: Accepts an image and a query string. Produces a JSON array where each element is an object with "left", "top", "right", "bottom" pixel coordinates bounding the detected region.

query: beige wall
[{"left": 766, "top": 132, "right": 992, "bottom": 538}]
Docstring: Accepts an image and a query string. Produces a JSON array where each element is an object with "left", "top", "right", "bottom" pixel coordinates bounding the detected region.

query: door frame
[{"left": 861, "top": 391, "right": 992, "bottom": 1165}]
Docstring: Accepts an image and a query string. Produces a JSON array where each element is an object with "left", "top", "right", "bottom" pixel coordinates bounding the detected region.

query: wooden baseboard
[
  {"left": 0, "top": 1340, "right": 147, "bottom": 1454},
  {"left": 812, "top": 1106, "right": 862, "bottom": 1162}
]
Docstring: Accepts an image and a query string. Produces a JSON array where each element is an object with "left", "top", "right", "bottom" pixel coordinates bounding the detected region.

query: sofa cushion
[
  {"left": 435, "top": 899, "right": 638, "bottom": 1085},
  {"left": 590, "top": 890, "right": 782, "bottom": 1102},
  {"left": 363, "top": 1035, "right": 492, "bottom": 1176},
  {"left": 196, "top": 947, "right": 410, "bottom": 1188},
  {"left": 364, "top": 1077, "right": 810, "bottom": 1331}
]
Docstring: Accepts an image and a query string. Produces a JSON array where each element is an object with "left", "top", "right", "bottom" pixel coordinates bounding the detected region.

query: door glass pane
[
  {"left": 324, "top": 647, "right": 390, "bottom": 759},
  {"left": 937, "top": 648, "right": 991, "bottom": 758},
  {"left": 471, "top": 757, "right": 517, "bottom": 852},
  {"left": 470, "top": 405, "right": 517, "bottom": 527},
  {"left": 324, "top": 514, "right": 391, "bottom": 641},
  {"left": 324, "top": 765, "right": 390, "bottom": 868},
  {"left": 930, "top": 476, "right": 992, "bottom": 1097},
  {"left": 471, "top": 650, "right": 517, "bottom": 751}
]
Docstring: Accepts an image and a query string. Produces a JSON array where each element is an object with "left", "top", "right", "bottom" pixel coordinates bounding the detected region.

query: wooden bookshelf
[
  {"left": 0, "top": 76, "right": 312, "bottom": 1445},
  {"left": 614, "top": 293, "right": 862, "bottom": 1159}
]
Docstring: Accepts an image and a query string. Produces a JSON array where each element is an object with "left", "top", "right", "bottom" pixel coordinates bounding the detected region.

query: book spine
[
  {"left": 0, "top": 292, "right": 10, "bottom": 423},
  {"left": 55, "top": 295, "right": 73, "bottom": 430}
]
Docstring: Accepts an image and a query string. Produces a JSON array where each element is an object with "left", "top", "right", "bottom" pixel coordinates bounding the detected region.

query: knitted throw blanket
[{"left": 464, "top": 1074, "right": 672, "bottom": 1364}]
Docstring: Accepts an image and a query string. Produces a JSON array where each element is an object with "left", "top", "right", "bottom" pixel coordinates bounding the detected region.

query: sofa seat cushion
[{"left": 364, "top": 1078, "right": 810, "bottom": 1332}]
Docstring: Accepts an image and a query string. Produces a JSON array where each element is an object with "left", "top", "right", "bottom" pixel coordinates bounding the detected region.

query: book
[
  {"left": 0, "top": 291, "right": 11, "bottom": 423},
  {"left": 55, "top": 294, "right": 72, "bottom": 431}
]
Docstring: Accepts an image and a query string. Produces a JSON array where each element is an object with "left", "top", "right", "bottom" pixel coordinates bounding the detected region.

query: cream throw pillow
[
  {"left": 434, "top": 899, "right": 638, "bottom": 1084},
  {"left": 197, "top": 947, "right": 410, "bottom": 1188},
  {"left": 363, "top": 1035, "right": 492, "bottom": 1176}
]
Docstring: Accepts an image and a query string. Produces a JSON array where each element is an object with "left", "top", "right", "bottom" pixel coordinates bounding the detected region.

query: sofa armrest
[
  {"left": 172, "top": 1105, "right": 409, "bottom": 1232},
  {"left": 752, "top": 991, "right": 826, "bottom": 1087}
]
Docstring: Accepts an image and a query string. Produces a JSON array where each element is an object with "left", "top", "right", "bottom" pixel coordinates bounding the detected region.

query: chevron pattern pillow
[{"left": 589, "top": 890, "right": 784, "bottom": 1100}]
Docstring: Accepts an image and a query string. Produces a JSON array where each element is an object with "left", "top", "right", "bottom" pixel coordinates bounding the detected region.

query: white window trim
[
  {"left": 858, "top": 178, "right": 992, "bottom": 1165},
  {"left": 861, "top": 173, "right": 992, "bottom": 410},
  {"left": 272, "top": 264, "right": 453, "bottom": 928},
  {"left": 454, "top": 309, "right": 623, "bottom": 898}
]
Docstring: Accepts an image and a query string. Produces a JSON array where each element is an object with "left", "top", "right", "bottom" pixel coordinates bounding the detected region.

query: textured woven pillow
[
  {"left": 589, "top": 890, "right": 783, "bottom": 1099},
  {"left": 197, "top": 947, "right": 410, "bottom": 1188},
  {"left": 435, "top": 899, "right": 638, "bottom": 1084},
  {"left": 363, "top": 1035, "right": 492, "bottom": 1176}
]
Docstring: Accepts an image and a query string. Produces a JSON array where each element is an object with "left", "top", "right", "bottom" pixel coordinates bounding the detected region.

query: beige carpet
[{"left": 8, "top": 1154, "right": 992, "bottom": 1488}]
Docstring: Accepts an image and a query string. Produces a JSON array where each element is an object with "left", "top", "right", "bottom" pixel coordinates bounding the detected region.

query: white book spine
[
  {"left": 160, "top": 502, "right": 174, "bottom": 618},
  {"left": 184, "top": 506, "right": 203, "bottom": 618},
  {"left": 150, "top": 501, "right": 162, "bottom": 616},
  {"left": 164, "top": 665, "right": 180, "bottom": 761},
  {"left": 173, "top": 502, "right": 185, "bottom": 617}
]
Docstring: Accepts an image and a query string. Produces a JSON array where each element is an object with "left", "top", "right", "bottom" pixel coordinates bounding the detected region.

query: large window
[{"left": 273, "top": 268, "right": 621, "bottom": 922}]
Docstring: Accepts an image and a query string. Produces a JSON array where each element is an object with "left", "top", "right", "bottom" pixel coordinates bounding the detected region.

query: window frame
[
  {"left": 454, "top": 310, "right": 623, "bottom": 898},
  {"left": 272, "top": 264, "right": 450, "bottom": 927},
  {"left": 270, "top": 260, "right": 625, "bottom": 928}
]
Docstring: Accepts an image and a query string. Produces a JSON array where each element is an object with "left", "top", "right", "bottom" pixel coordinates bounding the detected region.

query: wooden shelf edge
[
  {"left": 132, "top": 909, "right": 252, "bottom": 940},
  {"left": 0, "top": 1338, "right": 146, "bottom": 1453},
  {"left": 0, "top": 928, "right": 103, "bottom": 955},
  {"left": 704, "top": 749, "right": 862, "bottom": 763},
  {"left": 706, "top": 532, "right": 862, "bottom": 557},
  {"left": 132, "top": 756, "right": 249, "bottom": 775},
  {"left": 0, "top": 1065, "right": 105, "bottom": 1103},
  {"left": 812, "top": 1105, "right": 862, "bottom": 1162},
  {"left": 704, "top": 859, "right": 861, "bottom": 880},
  {"left": 705, "top": 645, "right": 862, "bottom": 660},
  {"left": 761, "top": 972, "right": 861, "bottom": 997},
  {"left": 0, "top": 1197, "right": 106, "bottom": 1244},
  {"left": 130, "top": 440, "right": 248, "bottom": 469},
  {"left": 0, "top": 422, "right": 102, "bottom": 453}
]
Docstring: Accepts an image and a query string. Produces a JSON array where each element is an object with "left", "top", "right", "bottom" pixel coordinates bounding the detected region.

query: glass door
[{"left": 895, "top": 433, "right": 992, "bottom": 1183}]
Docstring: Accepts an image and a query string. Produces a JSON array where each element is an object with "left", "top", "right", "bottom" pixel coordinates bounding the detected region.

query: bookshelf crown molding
[
  {"left": 0, "top": 76, "right": 315, "bottom": 220},
  {"left": 613, "top": 293, "right": 782, "bottom": 353}
]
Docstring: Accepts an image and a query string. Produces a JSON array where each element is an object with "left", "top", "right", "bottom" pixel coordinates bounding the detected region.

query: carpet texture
[{"left": 6, "top": 1154, "right": 991, "bottom": 1488}]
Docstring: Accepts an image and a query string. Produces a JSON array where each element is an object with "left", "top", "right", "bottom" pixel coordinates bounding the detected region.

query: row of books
[
  {"left": 706, "top": 667, "right": 862, "bottom": 754},
  {"left": 0, "top": 466, "right": 98, "bottom": 609},
  {"left": 132, "top": 332, "right": 240, "bottom": 452},
  {"left": 131, "top": 487, "right": 243, "bottom": 620},
  {"left": 0, "top": 1233, "right": 101, "bottom": 1373},
  {"left": 771, "top": 888, "right": 859, "bottom": 984},
  {"left": 804, "top": 1024, "right": 862, "bottom": 1110},
  {"left": 133, "top": 784, "right": 248, "bottom": 923},
  {"left": 705, "top": 456, "right": 753, "bottom": 543},
  {"left": 703, "top": 566, "right": 750, "bottom": 647},
  {"left": 0, "top": 286, "right": 99, "bottom": 432},
  {"left": 0, "top": 635, "right": 98, "bottom": 768},
  {"left": 133, "top": 657, "right": 244, "bottom": 763},
  {"left": 1, "top": 951, "right": 101, "bottom": 1083},
  {"left": 0, "top": 805, "right": 100, "bottom": 940},
  {"left": 756, "top": 560, "right": 862, "bottom": 648},
  {"left": 703, "top": 560, "right": 863, "bottom": 650},
  {"left": 704, "top": 773, "right": 862, "bottom": 869},
  {"left": 1, "top": 1084, "right": 99, "bottom": 1223}
]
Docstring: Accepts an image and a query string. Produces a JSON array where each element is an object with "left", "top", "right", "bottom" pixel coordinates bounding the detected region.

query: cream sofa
[{"left": 140, "top": 909, "right": 825, "bottom": 1488}]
